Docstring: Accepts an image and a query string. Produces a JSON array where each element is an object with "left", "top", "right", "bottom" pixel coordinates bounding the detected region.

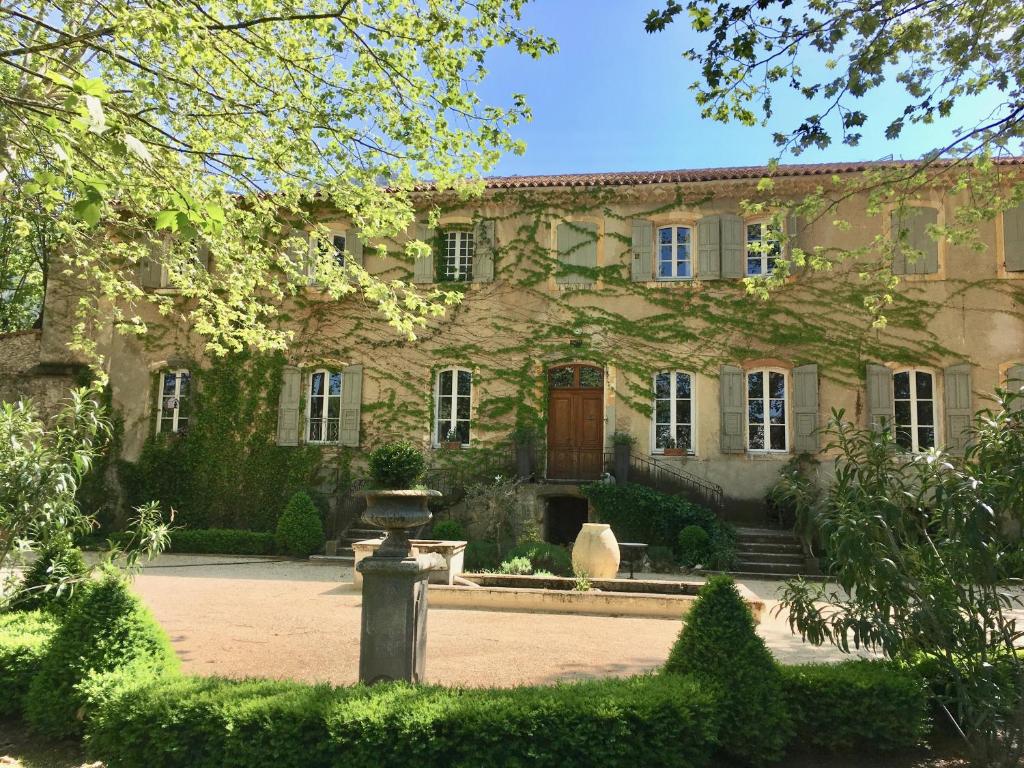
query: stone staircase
[
  {"left": 320, "top": 526, "right": 383, "bottom": 564},
  {"left": 732, "top": 527, "right": 808, "bottom": 577}
]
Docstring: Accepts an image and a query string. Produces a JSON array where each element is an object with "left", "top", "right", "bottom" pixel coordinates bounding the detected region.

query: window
[
  {"left": 435, "top": 368, "right": 472, "bottom": 444},
  {"left": 653, "top": 371, "right": 694, "bottom": 452},
  {"left": 746, "top": 222, "right": 780, "bottom": 276},
  {"left": 157, "top": 370, "right": 190, "bottom": 434},
  {"left": 443, "top": 230, "right": 474, "bottom": 281},
  {"left": 893, "top": 369, "right": 936, "bottom": 452},
  {"left": 747, "top": 369, "right": 787, "bottom": 451},
  {"left": 331, "top": 234, "right": 346, "bottom": 268},
  {"left": 657, "top": 226, "right": 692, "bottom": 279},
  {"left": 307, "top": 369, "right": 343, "bottom": 443}
]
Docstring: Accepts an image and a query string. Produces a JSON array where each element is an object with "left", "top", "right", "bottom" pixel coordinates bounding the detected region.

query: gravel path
[{"left": 130, "top": 555, "right": 866, "bottom": 687}]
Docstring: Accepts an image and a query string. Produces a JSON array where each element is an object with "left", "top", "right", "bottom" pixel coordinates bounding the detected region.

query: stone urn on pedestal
[
  {"left": 610, "top": 431, "right": 634, "bottom": 484},
  {"left": 572, "top": 522, "right": 620, "bottom": 579}
]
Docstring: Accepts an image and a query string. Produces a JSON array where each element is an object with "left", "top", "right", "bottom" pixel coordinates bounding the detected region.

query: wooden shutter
[
  {"left": 697, "top": 216, "right": 721, "bottom": 279},
  {"left": 785, "top": 213, "right": 805, "bottom": 260},
  {"left": 305, "top": 231, "right": 318, "bottom": 283},
  {"left": 412, "top": 223, "right": 435, "bottom": 283},
  {"left": 1003, "top": 204, "right": 1024, "bottom": 271},
  {"left": 865, "top": 364, "right": 894, "bottom": 432},
  {"left": 943, "top": 363, "right": 973, "bottom": 455},
  {"left": 196, "top": 240, "right": 210, "bottom": 271},
  {"left": 792, "top": 364, "right": 819, "bottom": 453},
  {"left": 473, "top": 219, "right": 495, "bottom": 282},
  {"left": 893, "top": 207, "right": 938, "bottom": 275},
  {"left": 277, "top": 365, "right": 302, "bottom": 446},
  {"left": 1006, "top": 364, "right": 1024, "bottom": 413},
  {"left": 339, "top": 364, "right": 363, "bottom": 447},
  {"left": 630, "top": 219, "right": 653, "bottom": 281},
  {"left": 345, "top": 228, "right": 363, "bottom": 267},
  {"left": 720, "top": 214, "right": 745, "bottom": 279},
  {"left": 719, "top": 364, "right": 745, "bottom": 453},
  {"left": 139, "top": 237, "right": 167, "bottom": 288},
  {"left": 556, "top": 221, "right": 596, "bottom": 285}
]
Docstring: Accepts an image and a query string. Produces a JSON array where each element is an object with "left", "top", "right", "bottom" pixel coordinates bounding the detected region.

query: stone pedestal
[{"left": 357, "top": 552, "right": 445, "bottom": 684}]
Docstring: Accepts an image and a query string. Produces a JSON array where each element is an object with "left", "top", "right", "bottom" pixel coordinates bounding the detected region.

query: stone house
[{"left": 5, "top": 159, "right": 1024, "bottom": 536}]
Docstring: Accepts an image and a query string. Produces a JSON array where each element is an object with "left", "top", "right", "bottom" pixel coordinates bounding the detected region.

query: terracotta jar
[{"left": 572, "top": 523, "right": 621, "bottom": 579}]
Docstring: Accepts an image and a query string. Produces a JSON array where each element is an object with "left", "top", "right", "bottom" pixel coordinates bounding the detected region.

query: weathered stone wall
[{"left": 0, "top": 329, "right": 79, "bottom": 416}]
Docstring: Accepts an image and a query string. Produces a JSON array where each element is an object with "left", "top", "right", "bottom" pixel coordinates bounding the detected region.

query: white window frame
[
  {"left": 655, "top": 225, "right": 693, "bottom": 281},
  {"left": 156, "top": 369, "right": 190, "bottom": 435},
  {"left": 434, "top": 366, "right": 472, "bottom": 446},
  {"left": 746, "top": 220, "right": 781, "bottom": 276},
  {"left": 306, "top": 369, "right": 343, "bottom": 444},
  {"left": 651, "top": 371, "right": 696, "bottom": 454},
  {"left": 892, "top": 367, "right": 938, "bottom": 453},
  {"left": 330, "top": 233, "right": 346, "bottom": 268},
  {"left": 746, "top": 367, "right": 788, "bottom": 453},
  {"left": 443, "top": 230, "right": 474, "bottom": 282}
]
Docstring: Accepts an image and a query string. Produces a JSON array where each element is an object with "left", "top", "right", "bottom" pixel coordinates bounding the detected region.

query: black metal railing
[{"left": 604, "top": 450, "right": 724, "bottom": 511}]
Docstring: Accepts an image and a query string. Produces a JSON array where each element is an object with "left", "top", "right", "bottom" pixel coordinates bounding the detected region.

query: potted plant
[
  {"left": 663, "top": 437, "right": 686, "bottom": 457},
  {"left": 610, "top": 431, "right": 634, "bottom": 484},
  {"left": 511, "top": 423, "right": 537, "bottom": 479},
  {"left": 362, "top": 441, "right": 441, "bottom": 558},
  {"left": 440, "top": 427, "right": 462, "bottom": 450}
]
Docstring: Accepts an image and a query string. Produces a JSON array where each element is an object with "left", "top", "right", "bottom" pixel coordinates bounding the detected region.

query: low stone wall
[{"left": 0, "top": 329, "right": 80, "bottom": 415}]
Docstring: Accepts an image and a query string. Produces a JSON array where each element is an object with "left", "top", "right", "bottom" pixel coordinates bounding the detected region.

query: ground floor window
[
  {"left": 435, "top": 367, "right": 472, "bottom": 444},
  {"left": 307, "top": 369, "right": 342, "bottom": 443},
  {"left": 894, "top": 368, "right": 936, "bottom": 452},
  {"left": 157, "top": 369, "right": 190, "bottom": 434},
  {"left": 653, "top": 371, "right": 694, "bottom": 452},
  {"left": 747, "top": 368, "right": 787, "bottom": 451}
]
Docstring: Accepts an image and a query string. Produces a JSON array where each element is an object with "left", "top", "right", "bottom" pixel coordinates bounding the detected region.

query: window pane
[
  {"left": 332, "top": 235, "right": 346, "bottom": 266},
  {"left": 894, "top": 371, "right": 911, "bottom": 399},
  {"left": 677, "top": 227, "right": 691, "bottom": 243},
  {"left": 655, "top": 424, "right": 670, "bottom": 448},
  {"left": 327, "top": 397, "right": 340, "bottom": 419},
  {"left": 916, "top": 400, "right": 934, "bottom": 428},
  {"left": 748, "top": 399, "right": 764, "bottom": 422},
  {"left": 439, "top": 369, "right": 453, "bottom": 394},
  {"left": 918, "top": 426, "right": 935, "bottom": 450},
  {"left": 916, "top": 371, "right": 933, "bottom": 399},
  {"left": 770, "top": 426, "right": 786, "bottom": 451},
  {"left": 676, "top": 399, "right": 691, "bottom": 424},
  {"left": 310, "top": 372, "right": 324, "bottom": 397},
  {"left": 659, "top": 227, "right": 672, "bottom": 245},
  {"left": 677, "top": 425, "right": 692, "bottom": 451},
  {"left": 894, "top": 400, "right": 912, "bottom": 425},
  {"left": 310, "top": 396, "right": 324, "bottom": 420},
  {"left": 675, "top": 372, "right": 691, "bottom": 398},
  {"left": 456, "top": 396, "right": 470, "bottom": 420},
  {"left": 749, "top": 425, "right": 765, "bottom": 450},
  {"left": 747, "top": 223, "right": 761, "bottom": 242},
  {"left": 769, "top": 399, "right": 785, "bottom": 424},
  {"left": 747, "top": 371, "right": 763, "bottom": 398},
  {"left": 457, "top": 369, "right": 472, "bottom": 395},
  {"left": 658, "top": 259, "right": 672, "bottom": 278},
  {"left": 163, "top": 374, "right": 177, "bottom": 396},
  {"left": 548, "top": 366, "right": 574, "bottom": 388},
  {"left": 178, "top": 372, "right": 191, "bottom": 396},
  {"left": 161, "top": 416, "right": 175, "bottom": 432},
  {"left": 769, "top": 372, "right": 786, "bottom": 399},
  {"left": 676, "top": 259, "right": 691, "bottom": 278},
  {"left": 655, "top": 373, "right": 670, "bottom": 399},
  {"left": 328, "top": 372, "right": 343, "bottom": 396},
  {"left": 579, "top": 366, "right": 603, "bottom": 387},
  {"left": 438, "top": 396, "right": 452, "bottom": 420},
  {"left": 655, "top": 399, "right": 670, "bottom": 424},
  {"left": 747, "top": 259, "right": 762, "bottom": 276},
  {"left": 660, "top": 244, "right": 672, "bottom": 261},
  {"left": 895, "top": 427, "right": 913, "bottom": 450},
  {"left": 455, "top": 421, "right": 470, "bottom": 444}
]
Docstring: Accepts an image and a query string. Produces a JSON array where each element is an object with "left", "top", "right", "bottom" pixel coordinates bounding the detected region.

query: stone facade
[{"left": 0, "top": 329, "right": 82, "bottom": 417}]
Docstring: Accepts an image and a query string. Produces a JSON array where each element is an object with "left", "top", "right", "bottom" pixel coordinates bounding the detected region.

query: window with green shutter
[
  {"left": 892, "top": 207, "right": 939, "bottom": 275},
  {"left": 1002, "top": 204, "right": 1024, "bottom": 272}
]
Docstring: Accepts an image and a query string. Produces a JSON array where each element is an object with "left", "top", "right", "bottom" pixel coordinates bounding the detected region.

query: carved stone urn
[{"left": 362, "top": 489, "right": 441, "bottom": 558}]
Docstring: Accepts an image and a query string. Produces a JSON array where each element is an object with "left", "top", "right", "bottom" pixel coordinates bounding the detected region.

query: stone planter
[
  {"left": 362, "top": 489, "right": 441, "bottom": 558},
  {"left": 662, "top": 447, "right": 686, "bottom": 457},
  {"left": 353, "top": 538, "right": 467, "bottom": 587},
  {"left": 613, "top": 443, "right": 630, "bottom": 483},
  {"left": 572, "top": 522, "right": 620, "bottom": 579}
]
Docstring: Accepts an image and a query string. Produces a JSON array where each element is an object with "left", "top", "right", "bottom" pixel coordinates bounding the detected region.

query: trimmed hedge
[
  {"left": 780, "top": 660, "right": 930, "bottom": 752},
  {"left": 276, "top": 492, "right": 326, "bottom": 558},
  {"left": 0, "top": 610, "right": 58, "bottom": 718},
  {"left": 506, "top": 541, "right": 573, "bottom": 576},
  {"left": 9, "top": 537, "right": 89, "bottom": 613},
  {"left": 84, "top": 673, "right": 720, "bottom": 768},
  {"left": 169, "top": 528, "right": 277, "bottom": 555},
  {"left": 464, "top": 540, "right": 501, "bottom": 571}
]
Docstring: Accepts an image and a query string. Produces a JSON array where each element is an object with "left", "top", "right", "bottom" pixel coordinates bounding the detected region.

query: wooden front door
[{"left": 547, "top": 364, "right": 604, "bottom": 480}]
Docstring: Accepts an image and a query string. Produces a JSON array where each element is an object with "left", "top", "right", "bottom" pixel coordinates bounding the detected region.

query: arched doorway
[{"left": 546, "top": 364, "right": 604, "bottom": 480}]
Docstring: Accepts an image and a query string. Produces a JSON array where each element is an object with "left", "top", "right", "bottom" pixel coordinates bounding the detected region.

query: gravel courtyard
[{"left": 130, "top": 554, "right": 864, "bottom": 687}]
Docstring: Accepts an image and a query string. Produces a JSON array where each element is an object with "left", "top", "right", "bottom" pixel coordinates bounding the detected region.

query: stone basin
[{"left": 352, "top": 539, "right": 466, "bottom": 588}]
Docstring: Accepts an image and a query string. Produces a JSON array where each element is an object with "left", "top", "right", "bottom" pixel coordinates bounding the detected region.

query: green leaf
[{"left": 72, "top": 199, "right": 101, "bottom": 227}]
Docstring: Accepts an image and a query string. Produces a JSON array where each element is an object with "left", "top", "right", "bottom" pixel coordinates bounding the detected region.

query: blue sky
[{"left": 480, "top": 0, "right": 1005, "bottom": 176}]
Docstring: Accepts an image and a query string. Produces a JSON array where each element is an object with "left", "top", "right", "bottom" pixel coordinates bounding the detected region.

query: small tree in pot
[
  {"left": 511, "top": 423, "right": 538, "bottom": 480},
  {"left": 363, "top": 441, "right": 440, "bottom": 558},
  {"left": 611, "top": 431, "right": 634, "bottom": 484},
  {"left": 662, "top": 437, "right": 686, "bottom": 457}
]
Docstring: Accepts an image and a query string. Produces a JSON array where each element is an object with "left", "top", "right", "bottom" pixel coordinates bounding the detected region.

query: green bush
[
  {"left": 367, "top": 441, "right": 425, "bottom": 489},
  {"left": 170, "top": 528, "right": 277, "bottom": 555},
  {"left": 0, "top": 610, "right": 58, "bottom": 718},
  {"left": 676, "top": 526, "right": 710, "bottom": 568},
  {"left": 431, "top": 519, "right": 466, "bottom": 540},
  {"left": 463, "top": 540, "right": 500, "bottom": 571},
  {"left": 646, "top": 545, "right": 677, "bottom": 573},
  {"left": 664, "top": 575, "right": 792, "bottom": 765},
  {"left": 9, "top": 536, "right": 89, "bottom": 613},
  {"left": 84, "top": 673, "right": 720, "bottom": 768},
  {"left": 24, "top": 568, "right": 179, "bottom": 738},
  {"left": 275, "top": 492, "right": 325, "bottom": 558},
  {"left": 506, "top": 541, "right": 573, "bottom": 576},
  {"left": 781, "top": 661, "right": 929, "bottom": 752},
  {"left": 496, "top": 556, "right": 533, "bottom": 575}
]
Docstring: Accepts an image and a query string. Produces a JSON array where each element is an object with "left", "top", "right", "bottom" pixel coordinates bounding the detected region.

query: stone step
[
  {"left": 728, "top": 561, "right": 805, "bottom": 576},
  {"left": 737, "top": 541, "right": 803, "bottom": 555},
  {"left": 345, "top": 528, "right": 384, "bottom": 540},
  {"left": 735, "top": 551, "right": 804, "bottom": 564},
  {"left": 734, "top": 528, "right": 801, "bottom": 546}
]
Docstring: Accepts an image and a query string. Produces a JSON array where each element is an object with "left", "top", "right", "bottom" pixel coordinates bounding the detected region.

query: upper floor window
[
  {"left": 435, "top": 367, "right": 472, "bottom": 444},
  {"left": 443, "top": 230, "right": 474, "bottom": 281},
  {"left": 307, "top": 369, "right": 343, "bottom": 443},
  {"left": 653, "top": 371, "right": 694, "bottom": 452},
  {"left": 746, "top": 222, "right": 780, "bottom": 276},
  {"left": 331, "top": 234, "right": 346, "bottom": 268},
  {"left": 157, "top": 370, "right": 190, "bottom": 435},
  {"left": 657, "top": 226, "right": 692, "bottom": 280},
  {"left": 747, "top": 369, "right": 787, "bottom": 452},
  {"left": 893, "top": 368, "right": 936, "bottom": 452}
]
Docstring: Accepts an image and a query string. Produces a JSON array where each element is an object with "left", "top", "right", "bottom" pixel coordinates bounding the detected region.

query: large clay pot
[
  {"left": 362, "top": 489, "right": 441, "bottom": 558},
  {"left": 572, "top": 523, "right": 620, "bottom": 579}
]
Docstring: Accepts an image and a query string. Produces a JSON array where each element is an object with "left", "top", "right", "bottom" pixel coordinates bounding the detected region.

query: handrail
[{"left": 604, "top": 450, "right": 724, "bottom": 511}]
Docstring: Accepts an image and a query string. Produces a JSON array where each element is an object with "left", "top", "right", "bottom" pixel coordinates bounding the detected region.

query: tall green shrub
[
  {"left": 664, "top": 575, "right": 792, "bottom": 765},
  {"left": 0, "top": 610, "right": 58, "bottom": 718},
  {"left": 9, "top": 535, "right": 88, "bottom": 613},
  {"left": 506, "top": 541, "right": 573, "bottom": 576},
  {"left": 276, "top": 492, "right": 325, "bottom": 557},
  {"left": 581, "top": 482, "right": 716, "bottom": 553},
  {"left": 24, "top": 568, "right": 179, "bottom": 738}
]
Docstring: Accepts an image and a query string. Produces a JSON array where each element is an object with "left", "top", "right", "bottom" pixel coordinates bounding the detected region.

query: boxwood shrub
[
  {"left": 84, "top": 673, "right": 720, "bottom": 768},
  {"left": 169, "top": 528, "right": 277, "bottom": 555},
  {"left": 276, "top": 492, "right": 326, "bottom": 558},
  {"left": 0, "top": 610, "right": 58, "bottom": 718},
  {"left": 780, "top": 660, "right": 930, "bottom": 752}
]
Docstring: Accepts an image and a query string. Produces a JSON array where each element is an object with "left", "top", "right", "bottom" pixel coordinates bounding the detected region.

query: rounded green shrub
[
  {"left": 507, "top": 541, "right": 573, "bottom": 576},
  {"left": 367, "top": 441, "right": 425, "bottom": 489},
  {"left": 646, "top": 545, "right": 677, "bottom": 573},
  {"left": 664, "top": 575, "right": 793, "bottom": 765},
  {"left": 275, "top": 492, "right": 325, "bottom": 557},
  {"left": 10, "top": 535, "right": 88, "bottom": 613},
  {"left": 676, "top": 526, "right": 711, "bottom": 568},
  {"left": 24, "top": 568, "right": 179, "bottom": 738},
  {"left": 0, "top": 610, "right": 58, "bottom": 718},
  {"left": 432, "top": 519, "right": 466, "bottom": 540},
  {"left": 496, "top": 556, "right": 533, "bottom": 575},
  {"left": 463, "top": 540, "right": 500, "bottom": 571}
]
